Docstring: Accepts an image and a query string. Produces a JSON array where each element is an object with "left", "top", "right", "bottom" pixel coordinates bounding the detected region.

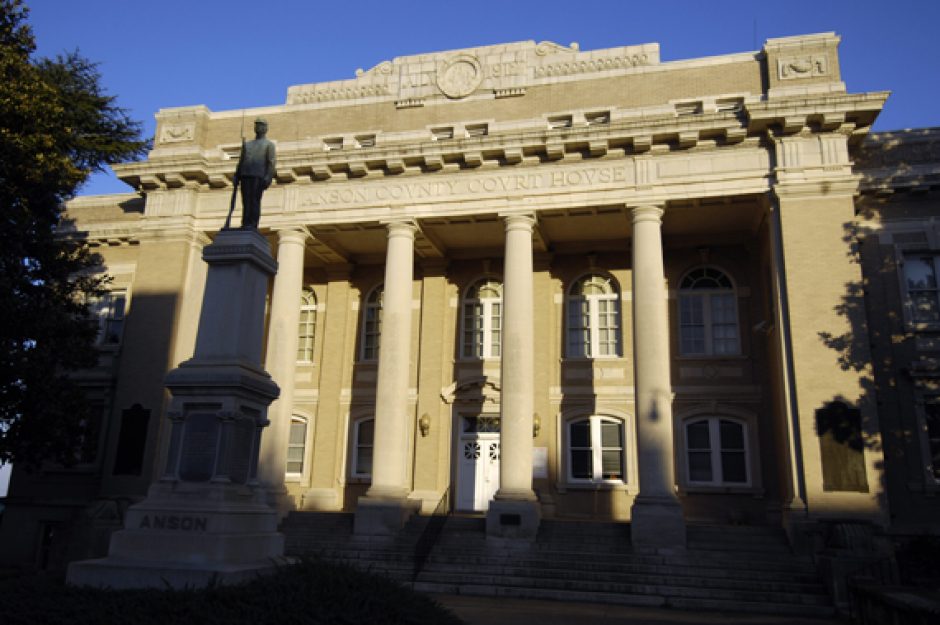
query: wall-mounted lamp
[
  {"left": 418, "top": 413, "right": 431, "bottom": 437},
  {"left": 533, "top": 413, "right": 541, "bottom": 438}
]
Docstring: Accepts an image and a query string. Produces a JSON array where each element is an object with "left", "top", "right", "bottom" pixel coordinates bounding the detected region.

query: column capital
[
  {"left": 499, "top": 212, "right": 536, "bottom": 231},
  {"left": 630, "top": 204, "right": 665, "bottom": 225},
  {"left": 272, "top": 226, "right": 311, "bottom": 246},
  {"left": 380, "top": 219, "right": 418, "bottom": 239}
]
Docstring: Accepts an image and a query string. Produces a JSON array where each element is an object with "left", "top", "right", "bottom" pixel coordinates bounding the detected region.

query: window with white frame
[
  {"left": 92, "top": 290, "right": 127, "bottom": 345},
  {"left": 566, "top": 274, "right": 621, "bottom": 358},
  {"left": 360, "top": 285, "right": 383, "bottom": 362},
  {"left": 297, "top": 288, "right": 317, "bottom": 362},
  {"left": 678, "top": 267, "right": 739, "bottom": 356},
  {"left": 903, "top": 254, "right": 940, "bottom": 323},
  {"left": 351, "top": 417, "right": 374, "bottom": 478},
  {"left": 461, "top": 278, "right": 502, "bottom": 359},
  {"left": 286, "top": 416, "right": 307, "bottom": 476},
  {"left": 923, "top": 399, "right": 940, "bottom": 481},
  {"left": 567, "top": 416, "right": 625, "bottom": 483},
  {"left": 684, "top": 417, "right": 749, "bottom": 486}
]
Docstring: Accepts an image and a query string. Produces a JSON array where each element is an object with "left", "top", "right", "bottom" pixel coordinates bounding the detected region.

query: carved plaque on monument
[{"left": 179, "top": 411, "right": 220, "bottom": 482}]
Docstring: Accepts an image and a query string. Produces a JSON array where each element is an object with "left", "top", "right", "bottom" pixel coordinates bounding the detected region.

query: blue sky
[{"left": 26, "top": 0, "right": 940, "bottom": 196}]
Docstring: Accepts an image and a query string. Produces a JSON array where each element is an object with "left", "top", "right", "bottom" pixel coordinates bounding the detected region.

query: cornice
[{"left": 115, "top": 93, "right": 883, "bottom": 196}]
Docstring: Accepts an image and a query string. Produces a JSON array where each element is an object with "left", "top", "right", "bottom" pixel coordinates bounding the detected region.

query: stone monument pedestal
[{"left": 68, "top": 229, "right": 286, "bottom": 589}]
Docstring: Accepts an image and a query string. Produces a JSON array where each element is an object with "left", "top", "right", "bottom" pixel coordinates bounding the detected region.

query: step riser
[{"left": 281, "top": 513, "right": 833, "bottom": 616}]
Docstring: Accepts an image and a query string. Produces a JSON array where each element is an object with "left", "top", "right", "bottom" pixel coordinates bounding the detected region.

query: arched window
[
  {"left": 351, "top": 417, "right": 375, "bottom": 478},
  {"left": 678, "top": 267, "right": 739, "bottom": 356},
  {"left": 684, "top": 417, "right": 749, "bottom": 486},
  {"left": 360, "top": 285, "right": 383, "bottom": 362},
  {"left": 566, "top": 274, "right": 621, "bottom": 358},
  {"left": 461, "top": 278, "right": 502, "bottom": 359},
  {"left": 566, "top": 416, "right": 625, "bottom": 483},
  {"left": 286, "top": 416, "right": 307, "bottom": 476},
  {"left": 297, "top": 288, "right": 317, "bottom": 362}
]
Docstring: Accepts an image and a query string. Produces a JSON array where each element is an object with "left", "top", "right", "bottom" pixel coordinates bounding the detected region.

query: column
[
  {"left": 355, "top": 220, "right": 420, "bottom": 534},
  {"left": 487, "top": 213, "right": 540, "bottom": 539},
  {"left": 630, "top": 204, "right": 686, "bottom": 549},
  {"left": 259, "top": 227, "right": 308, "bottom": 514}
]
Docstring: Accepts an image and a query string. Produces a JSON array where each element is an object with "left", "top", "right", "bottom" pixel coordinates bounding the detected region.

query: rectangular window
[
  {"left": 924, "top": 400, "right": 940, "bottom": 481},
  {"left": 679, "top": 296, "right": 706, "bottom": 354},
  {"left": 431, "top": 127, "right": 454, "bottom": 141},
  {"left": 904, "top": 255, "right": 940, "bottom": 323},
  {"left": 324, "top": 137, "right": 344, "bottom": 151},
  {"left": 567, "top": 417, "right": 625, "bottom": 483},
  {"left": 548, "top": 115, "right": 573, "bottom": 129},
  {"left": 711, "top": 294, "right": 739, "bottom": 355},
  {"left": 463, "top": 302, "right": 484, "bottom": 358},
  {"left": 286, "top": 418, "right": 306, "bottom": 475},
  {"left": 465, "top": 123, "right": 488, "bottom": 137},
  {"left": 92, "top": 290, "right": 127, "bottom": 345},
  {"left": 354, "top": 419, "right": 374, "bottom": 477},
  {"left": 585, "top": 111, "right": 610, "bottom": 125}
]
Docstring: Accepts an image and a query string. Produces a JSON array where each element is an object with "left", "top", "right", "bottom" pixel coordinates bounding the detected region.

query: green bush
[{"left": 4, "top": 558, "right": 464, "bottom": 625}]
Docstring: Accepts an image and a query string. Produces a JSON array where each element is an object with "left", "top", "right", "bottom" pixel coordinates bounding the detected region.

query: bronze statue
[{"left": 228, "top": 118, "right": 276, "bottom": 229}]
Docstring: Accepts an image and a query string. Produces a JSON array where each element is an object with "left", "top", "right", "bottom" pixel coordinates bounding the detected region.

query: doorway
[{"left": 454, "top": 414, "right": 500, "bottom": 512}]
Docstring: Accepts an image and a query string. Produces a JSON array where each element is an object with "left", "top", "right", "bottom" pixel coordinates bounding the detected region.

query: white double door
[{"left": 455, "top": 414, "right": 500, "bottom": 512}]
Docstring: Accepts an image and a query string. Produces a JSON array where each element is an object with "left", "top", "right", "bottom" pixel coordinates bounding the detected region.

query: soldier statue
[{"left": 230, "top": 118, "right": 276, "bottom": 229}]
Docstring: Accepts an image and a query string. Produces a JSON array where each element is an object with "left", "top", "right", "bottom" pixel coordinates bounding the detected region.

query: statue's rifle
[{"left": 223, "top": 138, "right": 246, "bottom": 230}]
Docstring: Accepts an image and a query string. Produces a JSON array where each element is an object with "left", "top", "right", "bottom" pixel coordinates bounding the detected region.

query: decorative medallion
[
  {"left": 437, "top": 54, "right": 483, "bottom": 99},
  {"left": 464, "top": 441, "right": 481, "bottom": 460},
  {"left": 489, "top": 442, "right": 500, "bottom": 461}
]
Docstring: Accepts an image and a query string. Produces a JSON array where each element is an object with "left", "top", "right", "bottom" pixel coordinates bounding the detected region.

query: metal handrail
[{"left": 412, "top": 487, "right": 450, "bottom": 581}]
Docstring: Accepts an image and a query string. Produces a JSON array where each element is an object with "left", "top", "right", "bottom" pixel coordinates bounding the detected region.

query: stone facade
[{"left": 3, "top": 33, "right": 940, "bottom": 567}]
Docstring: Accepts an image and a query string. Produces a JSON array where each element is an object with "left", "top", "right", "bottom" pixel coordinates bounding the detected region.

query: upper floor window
[
  {"left": 567, "top": 415, "right": 625, "bottom": 483},
  {"left": 360, "top": 285, "right": 383, "bottom": 362},
  {"left": 297, "top": 288, "right": 317, "bottom": 362},
  {"left": 351, "top": 416, "right": 374, "bottom": 479},
  {"left": 286, "top": 416, "right": 307, "bottom": 477},
  {"left": 461, "top": 278, "right": 502, "bottom": 359},
  {"left": 678, "top": 267, "right": 739, "bottom": 356},
  {"left": 92, "top": 289, "right": 127, "bottom": 345},
  {"left": 566, "top": 274, "right": 621, "bottom": 358},
  {"left": 684, "top": 417, "right": 749, "bottom": 486},
  {"left": 903, "top": 254, "right": 940, "bottom": 323}
]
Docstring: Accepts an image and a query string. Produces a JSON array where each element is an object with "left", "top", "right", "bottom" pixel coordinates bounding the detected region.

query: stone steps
[{"left": 280, "top": 512, "right": 834, "bottom": 617}]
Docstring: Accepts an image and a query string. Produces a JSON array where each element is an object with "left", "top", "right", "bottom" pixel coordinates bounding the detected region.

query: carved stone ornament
[
  {"left": 778, "top": 54, "right": 829, "bottom": 80},
  {"left": 159, "top": 122, "right": 196, "bottom": 144},
  {"left": 437, "top": 54, "right": 483, "bottom": 99}
]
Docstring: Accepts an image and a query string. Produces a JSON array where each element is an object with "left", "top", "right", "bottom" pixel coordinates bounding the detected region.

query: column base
[
  {"left": 353, "top": 496, "right": 420, "bottom": 536},
  {"left": 630, "top": 496, "right": 686, "bottom": 550},
  {"left": 301, "top": 487, "right": 341, "bottom": 511},
  {"left": 486, "top": 499, "right": 541, "bottom": 540},
  {"left": 264, "top": 484, "right": 296, "bottom": 519}
]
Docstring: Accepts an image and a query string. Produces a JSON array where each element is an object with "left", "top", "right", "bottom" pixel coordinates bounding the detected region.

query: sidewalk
[{"left": 434, "top": 594, "right": 841, "bottom": 625}]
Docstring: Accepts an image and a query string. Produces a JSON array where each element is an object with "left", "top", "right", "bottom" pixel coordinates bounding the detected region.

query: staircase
[{"left": 281, "top": 512, "right": 834, "bottom": 617}]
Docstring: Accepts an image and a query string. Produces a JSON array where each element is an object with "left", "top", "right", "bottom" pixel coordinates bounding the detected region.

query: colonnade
[{"left": 258, "top": 206, "right": 685, "bottom": 545}]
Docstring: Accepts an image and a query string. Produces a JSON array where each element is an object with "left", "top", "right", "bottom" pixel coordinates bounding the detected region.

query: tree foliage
[{"left": 0, "top": 0, "right": 149, "bottom": 468}]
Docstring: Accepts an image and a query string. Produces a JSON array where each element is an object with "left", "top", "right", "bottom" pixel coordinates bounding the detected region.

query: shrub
[{"left": 4, "top": 558, "right": 464, "bottom": 625}]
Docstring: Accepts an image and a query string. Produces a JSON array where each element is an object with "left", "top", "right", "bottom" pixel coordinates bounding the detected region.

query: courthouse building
[{"left": 2, "top": 32, "right": 940, "bottom": 566}]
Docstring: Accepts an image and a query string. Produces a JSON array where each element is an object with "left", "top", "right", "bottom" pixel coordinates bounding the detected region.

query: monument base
[
  {"left": 486, "top": 499, "right": 541, "bottom": 540},
  {"left": 67, "top": 481, "right": 285, "bottom": 588},
  {"left": 353, "top": 496, "right": 420, "bottom": 535},
  {"left": 630, "top": 496, "right": 686, "bottom": 550},
  {"left": 67, "top": 556, "right": 293, "bottom": 590}
]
